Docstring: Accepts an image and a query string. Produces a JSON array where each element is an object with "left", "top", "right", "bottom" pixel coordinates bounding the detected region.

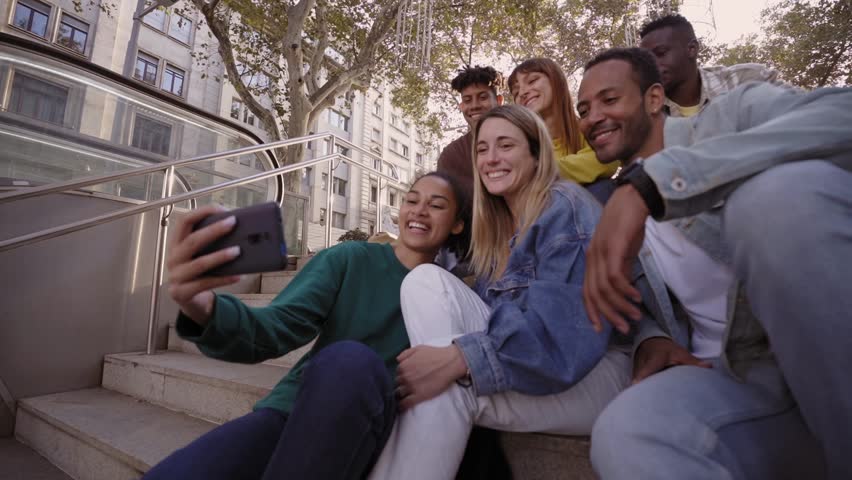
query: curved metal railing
[{"left": 0, "top": 132, "right": 406, "bottom": 353}]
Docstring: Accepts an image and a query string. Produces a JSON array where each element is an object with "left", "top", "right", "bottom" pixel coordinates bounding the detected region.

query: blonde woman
[{"left": 369, "top": 105, "right": 633, "bottom": 480}]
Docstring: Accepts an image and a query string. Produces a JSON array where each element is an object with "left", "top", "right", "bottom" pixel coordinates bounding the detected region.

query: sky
[{"left": 682, "top": 0, "right": 780, "bottom": 44}]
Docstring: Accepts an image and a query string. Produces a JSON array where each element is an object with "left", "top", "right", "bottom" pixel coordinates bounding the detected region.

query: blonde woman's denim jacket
[
  {"left": 455, "top": 181, "right": 616, "bottom": 397},
  {"left": 635, "top": 82, "right": 852, "bottom": 379}
]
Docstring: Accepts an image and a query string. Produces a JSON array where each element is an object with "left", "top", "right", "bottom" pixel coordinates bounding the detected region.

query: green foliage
[
  {"left": 337, "top": 228, "right": 371, "bottom": 242},
  {"left": 709, "top": 0, "right": 851, "bottom": 89}
]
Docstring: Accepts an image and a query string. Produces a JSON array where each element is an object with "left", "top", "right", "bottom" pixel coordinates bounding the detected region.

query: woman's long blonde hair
[{"left": 469, "top": 105, "right": 559, "bottom": 283}]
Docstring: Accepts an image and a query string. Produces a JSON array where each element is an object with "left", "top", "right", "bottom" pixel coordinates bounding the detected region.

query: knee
[
  {"left": 723, "top": 161, "right": 838, "bottom": 255},
  {"left": 400, "top": 264, "right": 449, "bottom": 300},
  {"left": 306, "top": 341, "right": 391, "bottom": 399},
  {"left": 590, "top": 386, "right": 668, "bottom": 473}
]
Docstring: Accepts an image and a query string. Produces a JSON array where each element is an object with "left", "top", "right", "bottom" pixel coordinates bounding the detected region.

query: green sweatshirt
[{"left": 176, "top": 241, "right": 411, "bottom": 414}]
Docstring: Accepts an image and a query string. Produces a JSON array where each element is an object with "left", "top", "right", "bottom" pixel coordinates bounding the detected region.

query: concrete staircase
[{"left": 12, "top": 261, "right": 595, "bottom": 480}]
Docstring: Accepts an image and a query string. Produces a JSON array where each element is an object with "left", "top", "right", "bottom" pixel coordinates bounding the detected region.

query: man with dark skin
[
  {"left": 639, "top": 14, "right": 782, "bottom": 117},
  {"left": 437, "top": 66, "right": 503, "bottom": 201},
  {"left": 576, "top": 47, "right": 851, "bottom": 479}
]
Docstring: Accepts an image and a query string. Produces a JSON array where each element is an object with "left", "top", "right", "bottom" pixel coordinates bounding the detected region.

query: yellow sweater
[{"left": 554, "top": 137, "right": 620, "bottom": 185}]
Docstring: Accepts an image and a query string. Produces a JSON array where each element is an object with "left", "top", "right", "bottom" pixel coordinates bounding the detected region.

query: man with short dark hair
[
  {"left": 577, "top": 47, "right": 851, "bottom": 479},
  {"left": 639, "top": 14, "right": 783, "bottom": 117},
  {"left": 437, "top": 66, "right": 503, "bottom": 201}
]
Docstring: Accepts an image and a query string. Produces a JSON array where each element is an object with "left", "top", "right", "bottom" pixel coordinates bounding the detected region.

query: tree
[
  {"left": 710, "top": 0, "right": 851, "bottom": 89},
  {"left": 337, "top": 228, "right": 370, "bottom": 242},
  {"left": 178, "top": 0, "right": 404, "bottom": 189}
]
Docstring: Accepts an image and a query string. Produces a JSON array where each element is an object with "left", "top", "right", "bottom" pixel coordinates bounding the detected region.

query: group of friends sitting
[{"left": 144, "top": 14, "right": 851, "bottom": 480}]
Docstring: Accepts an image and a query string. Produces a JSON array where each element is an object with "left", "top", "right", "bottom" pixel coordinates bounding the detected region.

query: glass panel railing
[{"left": 0, "top": 42, "right": 274, "bottom": 209}]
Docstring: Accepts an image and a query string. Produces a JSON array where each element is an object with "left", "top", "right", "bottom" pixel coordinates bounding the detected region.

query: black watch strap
[{"left": 614, "top": 161, "right": 665, "bottom": 218}]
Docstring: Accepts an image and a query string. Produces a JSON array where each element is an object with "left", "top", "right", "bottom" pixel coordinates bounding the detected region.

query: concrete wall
[{"left": 0, "top": 191, "right": 260, "bottom": 436}]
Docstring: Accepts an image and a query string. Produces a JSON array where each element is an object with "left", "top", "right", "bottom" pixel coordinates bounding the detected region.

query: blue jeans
[
  {"left": 592, "top": 161, "right": 852, "bottom": 479},
  {"left": 143, "top": 341, "right": 396, "bottom": 480}
]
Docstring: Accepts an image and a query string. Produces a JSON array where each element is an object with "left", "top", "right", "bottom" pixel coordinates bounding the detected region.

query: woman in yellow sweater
[{"left": 509, "top": 58, "right": 619, "bottom": 203}]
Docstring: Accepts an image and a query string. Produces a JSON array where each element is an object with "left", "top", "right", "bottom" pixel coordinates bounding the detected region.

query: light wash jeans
[
  {"left": 592, "top": 161, "right": 851, "bottom": 479},
  {"left": 369, "top": 264, "right": 631, "bottom": 480}
]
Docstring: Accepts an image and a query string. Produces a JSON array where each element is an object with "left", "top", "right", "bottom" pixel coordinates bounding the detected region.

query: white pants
[{"left": 369, "top": 265, "right": 631, "bottom": 480}]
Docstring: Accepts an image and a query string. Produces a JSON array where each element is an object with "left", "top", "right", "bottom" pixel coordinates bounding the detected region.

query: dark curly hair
[
  {"left": 585, "top": 48, "right": 662, "bottom": 95},
  {"left": 639, "top": 13, "right": 696, "bottom": 40},
  {"left": 410, "top": 171, "right": 472, "bottom": 259},
  {"left": 450, "top": 65, "right": 502, "bottom": 96}
]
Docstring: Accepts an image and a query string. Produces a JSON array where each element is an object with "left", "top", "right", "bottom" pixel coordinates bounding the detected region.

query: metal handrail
[
  {"left": 1, "top": 132, "right": 407, "bottom": 354},
  {"left": 0, "top": 132, "right": 331, "bottom": 205}
]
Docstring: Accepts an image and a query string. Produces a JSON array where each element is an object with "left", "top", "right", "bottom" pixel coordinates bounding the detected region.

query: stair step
[
  {"left": 102, "top": 351, "right": 286, "bottom": 424},
  {"left": 15, "top": 388, "right": 215, "bottom": 480},
  {"left": 260, "top": 271, "right": 298, "bottom": 294},
  {"left": 0, "top": 437, "right": 73, "bottom": 480},
  {"left": 500, "top": 432, "right": 593, "bottom": 479}
]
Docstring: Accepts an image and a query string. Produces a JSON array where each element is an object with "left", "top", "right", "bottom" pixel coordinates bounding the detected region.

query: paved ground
[{"left": 0, "top": 437, "right": 72, "bottom": 480}]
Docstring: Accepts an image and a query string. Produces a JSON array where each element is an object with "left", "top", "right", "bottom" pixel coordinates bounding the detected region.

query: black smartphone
[{"left": 192, "top": 202, "right": 287, "bottom": 276}]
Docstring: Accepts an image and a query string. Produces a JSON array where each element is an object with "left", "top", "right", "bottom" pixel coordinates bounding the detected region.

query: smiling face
[
  {"left": 511, "top": 71, "right": 554, "bottom": 118},
  {"left": 577, "top": 59, "right": 654, "bottom": 164},
  {"left": 459, "top": 83, "right": 500, "bottom": 129},
  {"left": 398, "top": 175, "right": 464, "bottom": 254},
  {"left": 475, "top": 117, "right": 538, "bottom": 210}
]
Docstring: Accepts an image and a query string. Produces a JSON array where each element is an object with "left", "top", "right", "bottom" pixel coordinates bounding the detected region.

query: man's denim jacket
[
  {"left": 635, "top": 82, "right": 852, "bottom": 379},
  {"left": 455, "top": 181, "right": 613, "bottom": 397}
]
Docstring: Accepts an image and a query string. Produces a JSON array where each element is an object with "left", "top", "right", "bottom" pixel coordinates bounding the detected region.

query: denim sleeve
[
  {"left": 455, "top": 200, "right": 611, "bottom": 396},
  {"left": 645, "top": 83, "right": 852, "bottom": 220}
]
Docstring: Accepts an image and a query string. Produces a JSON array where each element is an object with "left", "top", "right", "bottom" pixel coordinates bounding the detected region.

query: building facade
[{"left": 1, "top": 0, "right": 437, "bottom": 251}]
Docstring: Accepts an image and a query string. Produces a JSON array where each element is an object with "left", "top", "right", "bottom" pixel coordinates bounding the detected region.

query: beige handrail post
[
  {"left": 146, "top": 166, "right": 176, "bottom": 355},
  {"left": 324, "top": 137, "right": 336, "bottom": 249}
]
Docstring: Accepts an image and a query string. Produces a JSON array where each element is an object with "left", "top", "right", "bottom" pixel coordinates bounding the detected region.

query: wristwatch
[
  {"left": 613, "top": 159, "right": 665, "bottom": 219},
  {"left": 455, "top": 368, "right": 472, "bottom": 388}
]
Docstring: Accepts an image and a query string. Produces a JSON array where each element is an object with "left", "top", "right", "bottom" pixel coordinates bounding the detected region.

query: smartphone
[{"left": 192, "top": 202, "right": 287, "bottom": 276}]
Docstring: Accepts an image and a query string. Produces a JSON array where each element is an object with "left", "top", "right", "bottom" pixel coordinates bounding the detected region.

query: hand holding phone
[
  {"left": 192, "top": 202, "right": 287, "bottom": 276},
  {"left": 166, "top": 202, "right": 287, "bottom": 326}
]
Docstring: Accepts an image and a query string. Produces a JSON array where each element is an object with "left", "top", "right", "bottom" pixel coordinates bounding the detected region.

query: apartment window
[
  {"left": 332, "top": 177, "right": 347, "bottom": 196},
  {"left": 367, "top": 220, "right": 375, "bottom": 235},
  {"left": 388, "top": 189, "right": 397, "bottom": 207},
  {"left": 56, "top": 14, "right": 88, "bottom": 54},
  {"left": 9, "top": 73, "right": 67, "bottom": 125},
  {"left": 332, "top": 212, "right": 346, "bottom": 229},
  {"left": 371, "top": 128, "right": 381, "bottom": 142},
  {"left": 328, "top": 110, "right": 350, "bottom": 132},
  {"left": 12, "top": 0, "right": 50, "bottom": 38},
  {"left": 335, "top": 145, "right": 351, "bottom": 157},
  {"left": 390, "top": 138, "right": 399, "bottom": 152},
  {"left": 230, "top": 98, "right": 242, "bottom": 119},
  {"left": 390, "top": 114, "right": 399, "bottom": 127},
  {"left": 370, "top": 182, "right": 378, "bottom": 203},
  {"left": 373, "top": 102, "right": 381, "bottom": 116},
  {"left": 321, "top": 173, "right": 328, "bottom": 190},
  {"left": 131, "top": 114, "right": 171, "bottom": 156},
  {"left": 161, "top": 64, "right": 185, "bottom": 96},
  {"left": 243, "top": 108, "right": 255, "bottom": 126},
  {"left": 167, "top": 14, "right": 192, "bottom": 44},
  {"left": 134, "top": 51, "right": 159, "bottom": 85},
  {"left": 142, "top": 6, "right": 167, "bottom": 31},
  {"left": 402, "top": 145, "right": 409, "bottom": 158},
  {"left": 372, "top": 158, "right": 382, "bottom": 171},
  {"left": 416, "top": 153, "right": 423, "bottom": 166}
]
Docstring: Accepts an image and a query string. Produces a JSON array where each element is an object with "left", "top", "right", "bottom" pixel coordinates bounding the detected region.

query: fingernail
[
  {"left": 222, "top": 216, "right": 236, "bottom": 227},
  {"left": 227, "top": 246, "right": 241, "bottom": 257}
]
